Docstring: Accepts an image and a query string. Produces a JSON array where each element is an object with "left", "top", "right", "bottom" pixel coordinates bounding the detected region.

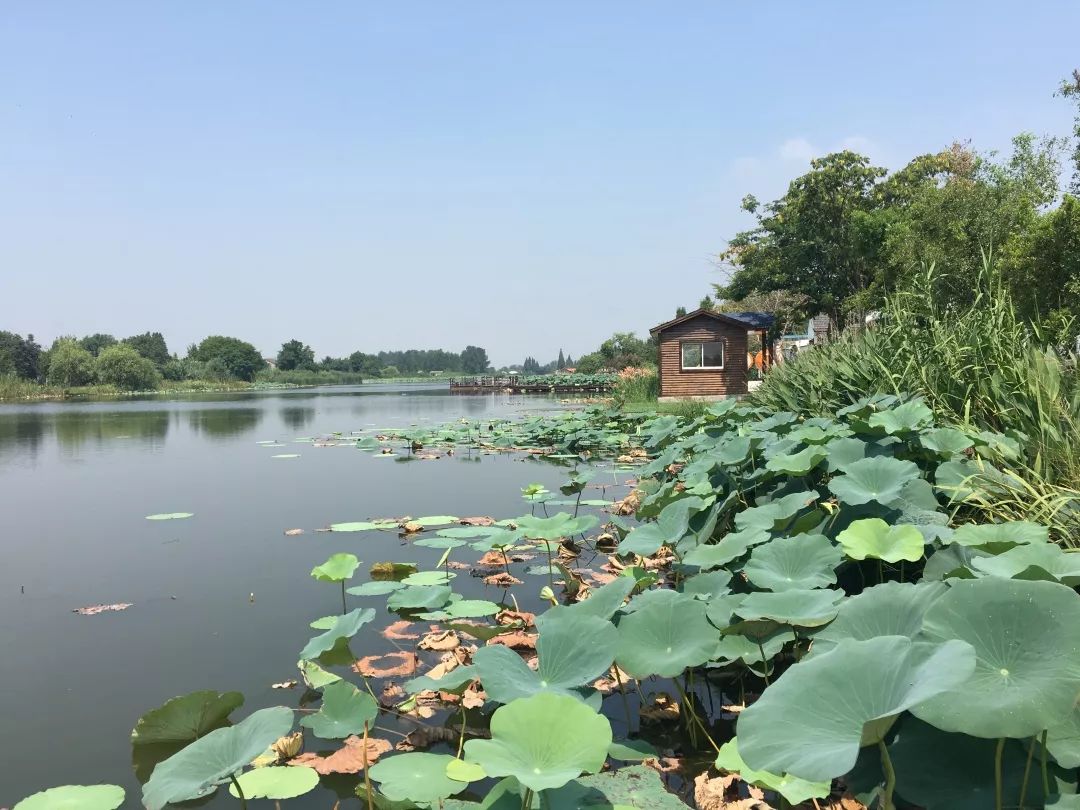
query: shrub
[
  {"left": 95, "top": 344, "right": 160, "bottom": 390},
  {"left": 46, "top": 340, "right": 96, "bottom": 387},
  {"left": 612, "top": 367, "right": 658, "bottom": 404}
]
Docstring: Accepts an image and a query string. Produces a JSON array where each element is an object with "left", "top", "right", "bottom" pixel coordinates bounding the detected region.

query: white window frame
[{"left": 680, "top": 340, "right": 725, "bottom": 370}]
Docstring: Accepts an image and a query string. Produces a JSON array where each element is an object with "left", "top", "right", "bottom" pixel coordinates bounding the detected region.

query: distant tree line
[{"left": 305, "top": 344, "right": 491, "bottom": 377}]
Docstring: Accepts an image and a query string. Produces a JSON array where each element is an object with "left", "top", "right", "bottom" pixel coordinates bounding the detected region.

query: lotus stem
[
  {"left": 994, "top": 737, "right": 1005, "bottom": 810},
  {"left": 1019, "top": 734, "right": 1036, "bottom": 809},
  {"left": 362, "top": 721, "right": 375, "bottom": 810},
  {"left": 574, "top": 490, "right": 582, "bottom": 517},
  {"left": 229, "top": 774, "right": 247, "bottom": 810},
  {"left": 457, "top": 705, "right": 466, "bottom": 758},
  {"left": 878, "top": 740, "right": 896, "bottom": 810},
  {"left": 521, "top": 788, "right": 533, "bottom": 810},
  {"left": 673, "top": 679, "right": 720, "bottom": 755},
  {"left": 756, "top": 642, "right": 771, "bottom": 686},
  {"left": 1040, "top": 729, "right": 1050, "bottom": 799},
  {"left": 341, "top": 580, "right": 347, "bottom": 615},
  {"left": 501, "top": 547, "right": 511, "bottom": 571}
]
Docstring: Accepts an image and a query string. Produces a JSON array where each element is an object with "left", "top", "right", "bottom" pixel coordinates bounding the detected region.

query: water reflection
[
  {"left": 280, "top": 406, "right": 316, "bottom": 431},
  {"left": 186, "top": 407, "right": 264, "bottom": 438},
  {"left": 0, "top": 410, "right": 49, "bottom": 457}
]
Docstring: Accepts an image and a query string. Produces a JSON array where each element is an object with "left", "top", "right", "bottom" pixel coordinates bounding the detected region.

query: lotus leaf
[
  {"left": 919, "top": 427, "right": 974, "bottom": 456},
  {"left": 912, "top": 578, "right": 1080, "bottom": 739},
  {"left": 329, "top": 521, "right": 382, "bottom": 532},
  {"left": 682, "top": 528, "right": 771, "bottom": 569},
  {"left": 441, "top": 599, "right": 501, "bottom": 618},
  {"left": 811, "top": 581, "right": 947, "bottom": 656},
  {"left": 678, "top": 569, "right": 732, "bottom": 600},
  {"left": 734, "top": 589, "right": 844, "bottom": 627},
  {"left": 445, "top": 758, "right": 486, "bottom": 783},
  {"left": 404, "top": 664, "right": 479, "bottom": 694},
  {"left": 368, "top": 753, "right": 466, "bottom": 804},
  {"left": 413, "top": 515, "right": 459, "bottom": 527},
  {"left": 836, "top": 519, "right": 924, "bottom": 563},
  {"left": 347, "top": 581, "right": 405, "bottom": 596},
  {"left": 614, "top": 589, "right": 719, "bottom": 678},
  {"left": 414, "top": 537, "right": 468, "bottom": 549},
  {"left": 714, "top": 738, "right": 829, "bottom": 805},
  {"left": 867, "top": 400, "right": 933, "bottom": 435},
  {"left": 949, "top": 521, "right": 1049, "bottom": 547},
  {"left": 765, "top": 446, "right": 827, "bottom": 475},
  {"left": 463, "top": 693, "right": 612, "bottom": 793},
  {"left": 735, "top": 490, "right": 818, "bottom": 533},
  {"left": 386, "top": 585, "right": 452, "bottom": 611},
  {"left": 311, "top": 553, "right": 360, "bottom": 583},
  {"left": 713, "top": 629, "right": 787, "bottom": 667},
  {"left": 401, "top": 570, "right": 456, "bottom": 586},
  {"left": 545, "top": 764, "right": 694, "bottom": 809},
  {"left": 146, "top": 513, "right": 194, "bottom": 521},
  {"left": 738, "top": 636, "right": 975, "bottom": 781},
  {"left": 743, "top": 533, "right": 841, "bottom": 591},
  {"left": 607, "top": 738, "right": 658, "bottom": 761},
  {"left": 131, "top": 690, "right": 244, "bottom": 746},
  {"left": 968, "top": 542, "right": 1080, "bottom": 585},
  {"left": 14, "top": 785, "right": 125, "bottom": 810},
  {"left": 142, "top": 707, "right": 295, "bottom": 809},
  {"left": 1046, "top": 709, "right": 1080, "bottom": 768},
  {"left": 828, "top": 457, "right": 921, "bottom": 506},
  {"left": 228, "top": 767, "right": 319, "bottom": 800},
  {"left": 889, "top": 717, "right": 1028, "bottom": 810},
  {"left": 516, "top": 512, "right": 599, "bottom": 541},
  {"left": 824, "top": 437, "right": 870, "bottom": 471},
  {"left": 299, "top": 659, "right": 341, "bottom": 689},
  {"left": 563, "top": 576, "right": 635, "bottom": 620},
  {"left": 300, "top": 680, "right": 379, "bottom": 739},
  {"left": 299, "top": 608, "right": 375, "bottom": 660}
]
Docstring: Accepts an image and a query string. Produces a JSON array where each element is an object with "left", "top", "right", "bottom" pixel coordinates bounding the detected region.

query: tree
[
  {"left": 96, "top": 344, "right": 160, "bottom": 390},
  {"left": 557, "top": 349, "right": 565, "bottom": 370},
  {"left": 1058, "top": 69, "right": 1080, "bottom": 195},
  {"left": 460, "top": 345, "right": 490, "bottom": 374},
  {"left": 675, "top": 306, "right": 687, "bottom": 318},
  {"left": 79, "top": 333, "right": 116, "bottom": 357},
  {"left": 0, "top": 331, "right": 42, "bottom": 379},
  {"left": 699, "top": 295, "right": 715, "bottom": 311},
  {"left": 46, "top": 340, "right": 96, "bottom": 387},
  {"left": 190, "top": 336, "right": 265, "bottom": 381},
  {"left": 276, "top": 339, "right": 316, "bottom": 371},
  {"left": 714, "top": 289, "right": 812, "bottom": 338},
  {"left": 122, "top": 332, "right": 170, "bottom": 367}
]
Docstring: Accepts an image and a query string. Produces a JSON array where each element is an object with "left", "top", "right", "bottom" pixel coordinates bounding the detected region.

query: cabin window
[{"left": 681, "top": 340, "right": 724, "bottom": 369}]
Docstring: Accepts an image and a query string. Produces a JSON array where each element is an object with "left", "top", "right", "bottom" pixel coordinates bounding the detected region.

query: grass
[{"left": 0, "top": 375, "right": 256, "bottom": 402}]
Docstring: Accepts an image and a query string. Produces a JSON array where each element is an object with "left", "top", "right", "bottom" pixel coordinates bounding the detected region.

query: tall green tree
[
  {"left": 557, "top": 349, "right": 565, "bottom": 370},
  {"left": 79, "top": 333, "right": 117, "bottom": 357},
  {"left": 1058, "top": 68, "right": 1080, "bottom": 195},
  {"left": 96, "top": 344, "right": 160, "bottom": 390},
  {"left": 46, "top": 340, "right": 96, "bottom": 387},
  {"left": 0, "top": 332, "right": 42, "bottom": 379},
  {"left": 460, "top": 345, "right": 490, "bottom": 374},
  {"left": 276, "top": 339, "right": 316, "bottom": 371},
  {"left": 122, "top": 332, "right": 170, "bottom": 367},
  {"left": 190, "top": 336, "right": 265, "bottom": 381}
]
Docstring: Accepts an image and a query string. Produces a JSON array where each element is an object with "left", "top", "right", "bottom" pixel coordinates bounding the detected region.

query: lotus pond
[{"left": 7, "top": 384, "right": 1080, "bottom": 809}]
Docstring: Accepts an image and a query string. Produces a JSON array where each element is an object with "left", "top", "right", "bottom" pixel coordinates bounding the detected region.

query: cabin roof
[{"left": 649, "top": 308, "right": 775, "bottom": 335}]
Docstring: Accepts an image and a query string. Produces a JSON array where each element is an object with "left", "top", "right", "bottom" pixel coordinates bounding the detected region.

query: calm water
[{"left": 0, "top": 384, "right": 583, "bottom": 805}]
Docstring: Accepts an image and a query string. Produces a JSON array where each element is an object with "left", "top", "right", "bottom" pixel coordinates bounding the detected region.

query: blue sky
[{"left": 2, "top": 2, "right": 1077, "bottom": 366}]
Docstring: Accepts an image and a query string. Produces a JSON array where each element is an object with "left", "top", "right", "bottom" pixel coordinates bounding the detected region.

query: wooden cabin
[{"left": 649, "top": 309, "right": 774, "bottom": 401}]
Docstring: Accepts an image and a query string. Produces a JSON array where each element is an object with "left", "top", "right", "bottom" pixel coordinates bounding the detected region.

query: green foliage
[
  {"left": 0, "top": 331, "right": 42, "bottom": 379},
  {"left": 122, "top": 332, "right": 170, "bottom": 366},
  {"left": 299, "top": 680, "right": 379, "bottom": 738},
  {"left": 78, "top": 333, "right": 117, "bottom": 357},
  {"left": 276, "top": 338, "right": 316, "bottom": 371},
  {"left": 14, "top": 785, "right": 125, "bottom": 810},
  {"left": 45, "top": 339, "right": 96, "bottom": 386},
  {"left": 460, "top": 345, "right": 490, "bottom": 374},
  {"left": 189, "top": 335, "right": 265, "bottom": 381},
  {"left": 95, "top": 344, "right": 160, "bottom": 390},
  {"left": 131, "top": 690, "right": 243, "bottom": 745}
]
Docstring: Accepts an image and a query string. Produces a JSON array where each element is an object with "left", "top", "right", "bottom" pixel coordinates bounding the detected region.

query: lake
[{"left": 0, "top": 384, "right": 593, "bottom": 806}]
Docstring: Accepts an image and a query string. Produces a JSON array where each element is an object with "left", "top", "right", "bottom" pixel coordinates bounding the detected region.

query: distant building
[
  {"left": 779, "top": 313, "right": 833, "bottom": 357},
  {"left": 649, "top": 308, "right": 775, "bottom": 401},
  {"left": 263, "top": 357, "right": 278, "bottom": 369}
]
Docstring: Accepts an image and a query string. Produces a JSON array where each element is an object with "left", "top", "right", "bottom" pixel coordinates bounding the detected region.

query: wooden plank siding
[{"left": 656, "top": 314, "right": 748, "bottom": 398}]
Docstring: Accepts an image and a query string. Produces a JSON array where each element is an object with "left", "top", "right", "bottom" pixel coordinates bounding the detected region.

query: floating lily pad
[
  {"left": 329, "top": 521, "right": 382, "bottom": 532},
  {"left": 441, "top": 599, "right": 501, "bottom": 619},
  {"left": 738, "top": 636, "right": 975, "bottom": 781},
  {"left": 145, "top": 513, "right": 193, "bottom": 521},
  {"left": 743, "top": 534, "right": 841, "bottom": 591},
  {"left": 368, "top": 753, "right": 465, "bottom": 805},
  {"left": 413, "top": 515, "right": 459, "bottom": 527},
  {"left": 300, "top": 680, "right": 379, "bottom": 739},
  {"left": 131, "top": 690, "right": 243, "bottom": 746},
  {"left": 836, "top": 519, "right": 924, "bottom": 563},
  {"left": 615, "top": 589, "right": 719, "bottom": 678},
  {"left": 142, "top": 707, "right": 294, "bottom": 809},
  {"left": 387, "top": 585, "right": 452, "bottom": 612},
  {"left": 401, "top": 570, "right": 456, "bottom": 586},
  {"left": 228, "top": 767, "right": 319, "bottom": 800},
  {"left": 463, "top": 692, "right": 612, "bottom": 793},
  {"left": 15, "top": 785, "right": 125, "bottom": 810},
  {"left": 911, "top": 578, "right": 1080, "bottom": 739},
  {"left": 347, "top": 581, "right": 405, "bottom": 596}
]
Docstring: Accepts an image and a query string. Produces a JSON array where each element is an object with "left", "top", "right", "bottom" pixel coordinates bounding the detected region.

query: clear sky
[{"left": 2, "top": 2, "right": 1077, "bottom": 366}]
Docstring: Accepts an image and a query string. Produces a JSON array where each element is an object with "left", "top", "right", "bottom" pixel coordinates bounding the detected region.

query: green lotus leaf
[
  {"left": 738, "top": 636, "right": 975, "bottom": 781},
  {"left": 678, "top": 569, "right": 732, "bottom": 600},
  {"left": 386, "top": 585, "right": 452, "bottom": 611},
  {"left": 545, "top": 764, "right": 693, "bottom": 809},
  {"left": 437, "top": 526, "right": 504, "bottom": 539},
  {"left": 300, "top": 680, "right": 379, "bottom": 739},
  {"left": 607, "top": 738, "right": 658, "bottom": 761},
  {"left": 516, "top": 512, "right": 599, "bottom": 541},
  {"left": 463, "top": 693, "right": 612, "bottom": 793},
  {"left": 475, "top": 612, "right": 615, "bottom": 703},
  {"left": 347, "top": 581, "right": 405, "bottom": 596},
  {"left": 369, "top": 753, "right": 466, "bottom": 804},
  {"left": 713, "top": 435, "right": 753, "bottom": 465},
  {"left": 311, "top": 553, "right": 360, "bottom": 583},
  {"left": 615, "top": 589, "right": 719, "bottom": 678},
  {"left": 867, "top": 400, "right": 933, "bottom": 435},
  {"left": 299, "top": 659, "right": 341, "bottom": 689},
  {"left": 765, "top": 446, "right": 827, "bottom": 475},
  {"left": 682, "top": 528, "right": 771, "bottom": 569},
  {"left": 404, "top": 664, "right": 479, "bottom": 694},
  {"left": 309, "top": 615, "right": 338, "bottom": 630},
  {"left": 949, "top": 521, "right": 1049, "bottom": 547},
  {"left": 445, "top": 758, "right": 486, "bottom": 783},
  {"left": 441, "top": 599, "right": 501, "bottom": 618},
  {"left": 919, "top": 427, "right": 974, "bottom": 456},
  {"left": 828, "top": 457, "right": 921, "bottom": 506},
  {"left": 743, "top": 534, "right": 841, "bottom": 591},
  {"left": 142, "top": 707, "right": 295, "bottom": 810},
  {"left": 329, "top": 521, "right": 381, "bottom": 532},
  {"left": 1048, "top": 796, "right": 1080, "bottom": 809},
  {"left": 299, "top": 608, "right": 375, "bottom": 660},
  {"left": 968, "top": 542, "right": 1080, "bottom": 585},
  {"left": 735, "top": 490, "right": 818, "bottom": 533},
  {"left": 824, "top": 437, "right": 870, "bottom": 472},
  {"left": 715, "top": 738, "right": 829, "bottom": 805},
  {"left": 734, "top": 589, "right": 844, "bottom": 627},
  {"left": 14, "top": 785, "right": 125, "bottom": 810},
  {"left": 413, "top": 515, "right": 459, "bottom": 527},
  {"left": 617, "top": 522, "right": 668, "bottom": 556},
  {"left": 565, "top": 576, "right": 636, "bottom": 620},
  {"left": 146, "top": 512, "right": 193, "bottom": 521},
  {"left": 921, "top": 544, "right": 988, "bottom": 581},
  {"left": 810, "top": 581, "right": 947, "bottom": 656},
  {"left": 131, "top": 690, "right": 244, "bottom": 746},
  {"left": 911, "top": 578, "right": 1080, "bottom": 739},
  {"left": 228, "top": 767, "right": 319, "bottom": 800},
  {"left": 1046, "top": 708, "right": 1080, "bottom": 768},
  {"left": 713, "top": 629, "right": 787, "bottom": 667},
  {"left": 414, "top": 537, "right": 468, "bottom": 549},
  {"left": 401, "top": 570, "right": 456, "bottom": 586},
  {"left": 836, "top": 519, "right": 924, "bottom": 563},
  {"left": 889, "top": 717, "right": 1029, "bottom": 810}
]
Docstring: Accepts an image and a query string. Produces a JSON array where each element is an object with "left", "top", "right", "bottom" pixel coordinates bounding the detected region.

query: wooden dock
[{"left": 448, "top": 376, "right": 614, "bottom": 394}]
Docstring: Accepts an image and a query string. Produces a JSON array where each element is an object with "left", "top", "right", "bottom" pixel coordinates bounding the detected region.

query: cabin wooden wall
[{"left": 657, "top": 316, "right": 748, "bottom": 398}]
